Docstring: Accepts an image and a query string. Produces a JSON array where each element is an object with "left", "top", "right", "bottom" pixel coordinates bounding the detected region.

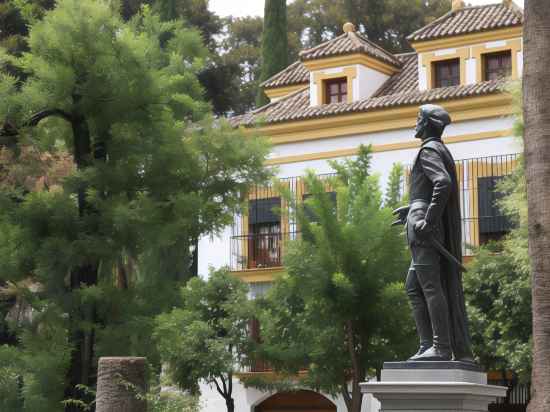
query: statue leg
[
  {"left": 405, "top": 264, "right": 433, "bottom": 359},
  {"left": 411, "top": 247, "right": 452, "bottom": 361}
]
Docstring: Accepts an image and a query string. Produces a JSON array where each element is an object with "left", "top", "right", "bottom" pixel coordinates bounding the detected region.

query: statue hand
[
  {"left": 391, "top": 205, "right": 410, "bottom": 226},
  {"left": 413, "top": 219, "right": 432, "bottom": 235}
]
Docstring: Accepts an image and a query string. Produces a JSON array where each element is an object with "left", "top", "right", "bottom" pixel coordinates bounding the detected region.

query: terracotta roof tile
[
  {"left": 231, "top": 77, "right": 507, "bottom": 127},
  {"left": 299, "top": 31, "right": 402, "bottom": 68},
  {"left": 260, "top": 61, "right": 309, "bottom": 89},
  {"left": 407, "top": 3, "right": 522, "bottom": 42},
  {"left": 374, "top": 53, "right": 418, "bottom": 96}
]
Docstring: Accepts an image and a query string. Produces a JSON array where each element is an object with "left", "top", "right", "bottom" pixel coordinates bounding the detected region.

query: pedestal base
[{"left": 361, "top": 361, "right": 507, "bottom": 412}]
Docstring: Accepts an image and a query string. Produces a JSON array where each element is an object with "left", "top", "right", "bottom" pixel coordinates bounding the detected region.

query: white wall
[{"left": 355, "top": 65, "right": 390, "bottom": 100}]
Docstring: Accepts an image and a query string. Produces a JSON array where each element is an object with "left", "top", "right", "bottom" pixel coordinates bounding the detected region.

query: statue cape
[{"left": 421, "top": 139, "right": 473, "bottom": 360}]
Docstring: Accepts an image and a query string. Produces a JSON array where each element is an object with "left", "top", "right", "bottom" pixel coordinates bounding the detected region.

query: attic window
[
  {"left": 433, "top": 58, "right": 460, "bottom": 88},
  {"left": 324, "top": 78, "right": 348, "bottom": 104},
  {"left": 483, "top": 50, "right": 512, "bottom": 81}
]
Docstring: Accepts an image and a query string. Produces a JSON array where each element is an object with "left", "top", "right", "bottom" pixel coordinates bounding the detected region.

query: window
[
  {"left": 477, "top": 176, "right": 515, "bottom": 244},
  {"left": 433, "top": 58, "right": 460, "bottom": 88},
  {"left": 483, "top": 50, "right": 512, "bottom": 81},
  {"left": 248, "top": 198, "right": 281, "bottom": 268},
  {"left": 324, "top": 78, "right": 348, "bottom": 104}
]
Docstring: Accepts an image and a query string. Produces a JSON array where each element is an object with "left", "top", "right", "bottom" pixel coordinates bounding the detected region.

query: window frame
[
  {"left": 432, "top": 58, "right": 461, "bottom": 88},
  {"left": 324, "top": 77, "right": 348, "bottom": 104},
  {"left": 482, "top": 50, "right": 513, "bottom": 81}
]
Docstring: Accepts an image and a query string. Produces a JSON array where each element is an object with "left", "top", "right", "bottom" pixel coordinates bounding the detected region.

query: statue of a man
[{"left": 393, "top": 104, "right": 473, "bottom": 362}]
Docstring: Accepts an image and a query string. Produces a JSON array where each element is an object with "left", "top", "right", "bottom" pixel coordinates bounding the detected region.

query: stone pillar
[
  {"left": 361, "top": 361, "right": 507, "bottom": 412},
  {"left": 96, "top": 357, "right": 147, "bottom": 412}
]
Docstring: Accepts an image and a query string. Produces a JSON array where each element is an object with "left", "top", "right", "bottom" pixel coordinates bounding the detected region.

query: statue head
[{"left": 415, "top": 104, "right": 451, "bottom": 140}]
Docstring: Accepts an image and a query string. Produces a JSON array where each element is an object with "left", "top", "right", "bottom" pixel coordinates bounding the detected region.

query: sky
[{"left": 209, "top": 0, "right": 523, "bottom": 18}]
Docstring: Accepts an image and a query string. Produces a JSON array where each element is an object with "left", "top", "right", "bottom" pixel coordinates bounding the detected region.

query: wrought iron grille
[{"left": 230, "top": 153, "right": 521, "bottom": 271}]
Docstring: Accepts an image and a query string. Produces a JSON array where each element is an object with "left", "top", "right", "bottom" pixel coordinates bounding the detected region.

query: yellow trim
[
  {"left": 313, "top": 67, "right": 356, "bottom": 105},
  {"left": 265, "top": 129, "right": 514, "bottom": 165},
  {"left": 472, "top": 38, "right": 522, "bottom": 82},
  {"left": 265, "top": 84, "right": 308, "bottom": 100},
  {"left": 411, "top": 26, "right": 523, "bottom": 53},
  {"left": 421, "top": 48, "right": 469, "bottom": 89},
  {"left": 250, "top": 93, "right": 513, "bottom": 144},
  {"left": 303, "top": 53, "right": 399, "bottom": 75},
  {"left": 231, "top": 267, "right": 285, "bottom": 283}
]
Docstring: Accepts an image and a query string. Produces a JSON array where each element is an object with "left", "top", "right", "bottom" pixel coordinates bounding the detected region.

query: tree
[
  {"left": 523, "top": 1, "right": 550, "bottom": 410},
  {"left": 256, "top": 0, "right": 288, "bottom": 107},
  {"left": 287, "top": 0, "right": 450, "bottom": 53},
  {"left": 154, "top": 268, "right": 254, "bottom": 412},
  {"left": 463, "top": 162, "right": 532, "bottom": 383},
  {"left": 0, "top": 1, "right": 269, "bottom": 410},
  {"left": 250, "top": 147, "right": 415, "bottom": 412}
]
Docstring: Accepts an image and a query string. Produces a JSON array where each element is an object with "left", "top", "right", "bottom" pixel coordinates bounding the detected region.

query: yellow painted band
[
  {"left": 411, "top": 26, "right": 523, "bottom": 53},
  {"left": 265, "top": 84, "right": 308, "bottom": 100}
]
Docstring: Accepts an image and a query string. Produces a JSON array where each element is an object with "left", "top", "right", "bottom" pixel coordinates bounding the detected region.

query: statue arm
[{"left": 419, "top": 147, "right": 451, "bottom": 226}]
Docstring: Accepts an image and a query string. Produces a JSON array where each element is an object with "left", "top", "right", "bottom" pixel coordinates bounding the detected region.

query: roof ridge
[
  {"left": 407, "top": 10, "right": 454, "bottom": 40},
  {"left": 299, "top": 32, "right": 347, "bottom": 58},
  {"left": 259, "top": 60, "right": 303, "bottom": 88},
  {"left": 353, "top": 31, "right": 401, "bottom": 65}
]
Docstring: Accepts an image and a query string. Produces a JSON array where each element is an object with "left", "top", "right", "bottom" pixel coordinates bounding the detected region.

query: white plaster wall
[
  {"left": 309, "top": 72, "right": 317, "bottom": 107},
  {"left": 355, "top": 65, "right": 390, "bottom": 100},
  {"left": 199, "top": 378, "right": 379, "bottom": 412},
  {"left": 198, "top": 225, "right": 232, "bottom": 279},
  {"left": 418, "top": 55, "right": 427, "bottom": 91},
  {"left": 466, "top": 58, "right": 476, "bottom": 84}
]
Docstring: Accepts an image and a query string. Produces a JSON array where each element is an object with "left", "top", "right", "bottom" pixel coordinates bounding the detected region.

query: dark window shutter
[
  {"left": 477, "top": 176, "right": 514, "bottom": 234},
  {"left": 249, "top": 197, "right": 281, "bottom": 224}
]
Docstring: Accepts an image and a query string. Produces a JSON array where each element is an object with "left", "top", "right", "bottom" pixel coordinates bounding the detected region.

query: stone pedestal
[{"left": 361, "top": 361, "right": 507, "bottom": 412}]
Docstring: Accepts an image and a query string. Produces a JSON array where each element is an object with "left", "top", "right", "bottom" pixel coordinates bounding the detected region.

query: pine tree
[
  {"left": 256, "top": 0, "right": 288, "bottom": 107},
  {"left": 0, "top": 1, "right": 269, "bottom": 410}
]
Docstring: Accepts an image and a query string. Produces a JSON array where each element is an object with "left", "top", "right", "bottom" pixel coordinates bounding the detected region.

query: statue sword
[{"left": 429, "top": 236, "right": 468, "bottom": 273}]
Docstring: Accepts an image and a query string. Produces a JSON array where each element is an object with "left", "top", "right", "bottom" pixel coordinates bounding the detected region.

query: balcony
[{"left": 230, "top": 153, "right": 521, "bottom": 274}]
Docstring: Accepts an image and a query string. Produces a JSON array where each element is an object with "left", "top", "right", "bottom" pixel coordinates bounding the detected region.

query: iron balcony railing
[{"left": 230, "top": 153, "right": 521, "bottom": 272}]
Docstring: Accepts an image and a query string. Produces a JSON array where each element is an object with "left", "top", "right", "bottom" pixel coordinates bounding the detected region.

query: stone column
[
  {"left": 96, "top": 357, "right": 147, "bottom": 412},
  {"left": 361, "top": 361, "right": 507, "bottom": 412}
]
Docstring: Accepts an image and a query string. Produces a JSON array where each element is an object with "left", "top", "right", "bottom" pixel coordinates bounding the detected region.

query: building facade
[{"left": 198, "top": 1, "right": 524, "bottom": 411}]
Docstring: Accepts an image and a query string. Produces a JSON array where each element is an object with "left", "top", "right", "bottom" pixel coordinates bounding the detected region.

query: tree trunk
[
  {"left": 225, "top": 397, "right": 235, "bottom": 412},
  {"left": 524, "top": 1, "right": 550, "bottom": 412},
  {"left": 95, "top": 357, "right": 147, "bottom": 412},
  {"left": 64, "top": 113, "right": 99, "bottom": 412}
]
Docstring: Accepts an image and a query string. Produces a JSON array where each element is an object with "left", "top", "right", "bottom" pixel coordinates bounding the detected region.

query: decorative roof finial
[
  {"left": 343, "top": 22, "right": 356, "bottom": 33},
  {"left": 502, "top": 0, "right": 513, "bottom": 7},
  {"left": 452, "top": 0, "right": 465, "bottom": 11}
]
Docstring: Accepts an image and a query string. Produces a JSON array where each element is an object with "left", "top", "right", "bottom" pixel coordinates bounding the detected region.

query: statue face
[{"left": 415, "top": 110, "right": 428, "bottom": 140}]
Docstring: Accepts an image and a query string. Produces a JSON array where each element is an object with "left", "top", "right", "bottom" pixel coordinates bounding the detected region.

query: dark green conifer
[{"left": 256, "top": 0, "right": 288, "bottom": 107}]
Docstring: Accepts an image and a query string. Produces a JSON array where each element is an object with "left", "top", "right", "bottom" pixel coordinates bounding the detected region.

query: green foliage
[
  {"left": 253, "top": 146, "right": 414, "bottom": 410},
  {"left": 0, "top": 0, "right": 270, "bottom": 408},
  {"left": 0, "top": 302, "right": 71, "bottom": 412},
  {"left": 463, "top": 81, "right": 531, "bottom": 382},
  {"left": 464, "top": 159, "right": 531, "bottom": 382},
  {"left": 256, "top": 0, "right": 288, "bottom": 107},
  {"left": 154, "top": 269, "right": 253, "bottom": 408},
  {"left": 384, "top": 163, "right": 405, "bottom": 209}
]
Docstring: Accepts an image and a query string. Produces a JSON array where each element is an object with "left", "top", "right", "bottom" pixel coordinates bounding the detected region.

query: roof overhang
[
  {"left": 411, "top": 26, "right": 523, "bottom": 53},
  {"left": 302, "top": 53, "right": 400, "bottom": 76},
  {"left": 246, "top": 93, "right": 513, "bottom": 144},
  {"left": 264, "top": 84, "right": 308, "bottom": 100}
]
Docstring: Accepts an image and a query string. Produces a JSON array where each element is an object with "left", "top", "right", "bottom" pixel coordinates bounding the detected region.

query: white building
[{"left": 198, "top": 1, "right": 524, "bottom": 411}]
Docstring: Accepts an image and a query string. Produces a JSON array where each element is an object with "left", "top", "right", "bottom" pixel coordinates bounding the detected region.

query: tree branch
[
  {"left": 212, "top": 378, "right": 226, "bottom": 398},
  {"left": 26, "top": 109, "right": 73, "bottom": 126}
]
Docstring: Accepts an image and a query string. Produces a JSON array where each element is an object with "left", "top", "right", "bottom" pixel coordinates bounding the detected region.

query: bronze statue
[{"left": 393, "top": 104, "right": 473, "bottom": 362}]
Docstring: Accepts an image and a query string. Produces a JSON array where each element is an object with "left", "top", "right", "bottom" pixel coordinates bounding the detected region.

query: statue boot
[{"left": 406, "top": 268, "right": 434, "bottom": 361}]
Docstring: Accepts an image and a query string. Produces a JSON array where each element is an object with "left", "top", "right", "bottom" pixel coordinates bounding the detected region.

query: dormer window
[
  {"left": 325, "top": 78, "right": 348, "bottom": 104},
  {"left": 483, "top": 50, "right": 512, "bottom": 81},
  {"left": 433, "top": 59, "right": 460, "bottom": 88}
]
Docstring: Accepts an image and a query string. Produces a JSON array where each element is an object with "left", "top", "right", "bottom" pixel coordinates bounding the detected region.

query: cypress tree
[{"left": 256, "top": 0, "right": 288, "bottom": 107}]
